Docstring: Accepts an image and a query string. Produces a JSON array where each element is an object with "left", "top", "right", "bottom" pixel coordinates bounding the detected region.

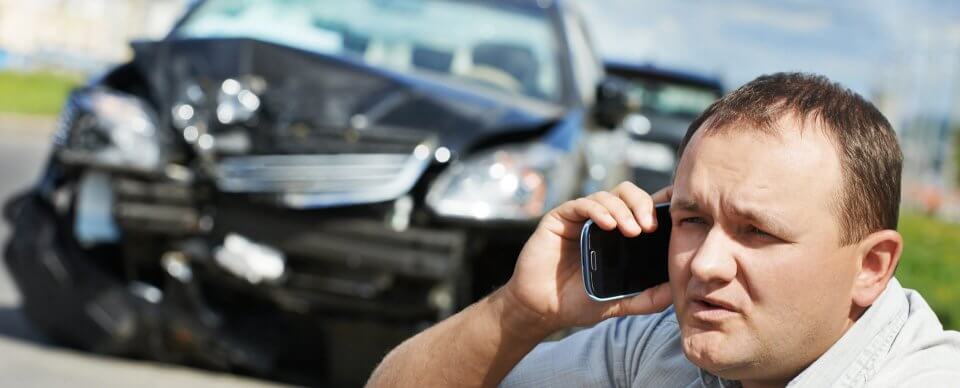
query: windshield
[
  {"left": 625, "top": 80, "right": 720, "bottom": 117},
  {"left": 175, "top": 0, "right": 562, "bottom": 102}
]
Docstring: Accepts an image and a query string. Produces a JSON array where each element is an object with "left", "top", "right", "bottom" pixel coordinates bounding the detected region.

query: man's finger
[
  {"left": 651, "top": 185, "right": 673, "bottom": 204},
  {"left": 554, "top": 198, "right": 616, "bottom": 230},
  {"left": 588, "top": 191, "right": 641, "bottom": 237},
  {"left": 612, "top": 182, "right": 656, "bottom": 232}
]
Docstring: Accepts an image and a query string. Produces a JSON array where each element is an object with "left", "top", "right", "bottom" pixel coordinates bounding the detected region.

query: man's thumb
[{"left": 613, "top": 282, "right": 673, "bottom": 317}]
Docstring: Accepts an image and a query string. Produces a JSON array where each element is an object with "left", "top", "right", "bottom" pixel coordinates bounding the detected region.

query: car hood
[{"left": 130, "top": 37, "right": 565, "bottom": 155}]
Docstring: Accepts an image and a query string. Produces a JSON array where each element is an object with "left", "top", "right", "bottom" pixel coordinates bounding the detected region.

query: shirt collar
[{"left": 699, "top": 368, "right": 741, "bottom": 387}]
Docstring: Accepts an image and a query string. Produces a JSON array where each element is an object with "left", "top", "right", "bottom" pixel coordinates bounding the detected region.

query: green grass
[
  {"left": 897, "top": 211, "right": 960, "bottom": 330},
  {"left": 0, "top": 71, "right": 81, "bottom": 116},
  {"left": 954, "top": 130, "right": 960, "bottom": 185}
]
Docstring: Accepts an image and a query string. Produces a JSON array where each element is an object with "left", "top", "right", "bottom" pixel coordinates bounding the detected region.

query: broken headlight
[
  {"left": 58, "top": 88, "right": 171, "bottom": 172},
  {"left": 426, "top": 143, "right": 578, "bottom": 221}
]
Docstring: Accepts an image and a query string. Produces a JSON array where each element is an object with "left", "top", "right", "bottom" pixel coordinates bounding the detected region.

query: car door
[{"left": 561, "top": 4, "right": 632, "bottom": 193}]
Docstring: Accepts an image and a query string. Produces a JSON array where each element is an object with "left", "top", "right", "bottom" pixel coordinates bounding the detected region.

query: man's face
[{"left": 668, "top": 118, "right": 860, "bottom": 382}]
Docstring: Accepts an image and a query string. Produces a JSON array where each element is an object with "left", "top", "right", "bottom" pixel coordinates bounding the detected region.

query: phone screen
[{"left": 580, "top": 203, "right": 671, "bottom": 301}]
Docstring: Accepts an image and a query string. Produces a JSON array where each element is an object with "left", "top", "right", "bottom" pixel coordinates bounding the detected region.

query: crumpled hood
[{"left": 130, "top": 37, "right": 564, "bottom": 155}]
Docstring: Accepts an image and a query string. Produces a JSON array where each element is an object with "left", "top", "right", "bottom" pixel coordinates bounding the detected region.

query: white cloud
[
  {"left": 726, "top": 3, "right": 831, "bottom": 33},
  {"left": 576, "top": 0, "right": 885, "bottom": 94}
]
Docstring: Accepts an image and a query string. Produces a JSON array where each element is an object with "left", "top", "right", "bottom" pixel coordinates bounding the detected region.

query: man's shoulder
[
  {"left": 605, "top": 305, "right": 682, "bottom": 351},
  {"left": 893, "top": 287, "right": 960, "bottom": 355},
  {"left": 603, "top": 306, "right": 700, "bottom": 383},
  {"left": 553, "top": 305, "right": 682, "bottom": 359},
  {"left": 501, "top": 306, "right": 699, "bottom": 387},
  {"left": 874, "top": 287, "right": 960, "bottom": 385},
  {"left": 874, "top": 331, "right": 960, "bottom": 386}
]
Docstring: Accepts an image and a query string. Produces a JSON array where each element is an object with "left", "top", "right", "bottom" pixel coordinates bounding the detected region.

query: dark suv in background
[
  {"left": 605, "top": 61, "right": 723, "bottom": 191},
  {"left": 4, "top": 0, "right": 633, "bottom": 384}
]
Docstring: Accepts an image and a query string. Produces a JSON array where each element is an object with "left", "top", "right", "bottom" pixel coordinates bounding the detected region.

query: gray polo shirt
[{"left": 501, "top": 278, "right": 960, "bottom": 387}]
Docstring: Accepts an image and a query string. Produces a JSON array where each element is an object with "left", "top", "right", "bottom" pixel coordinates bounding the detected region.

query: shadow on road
[{"left": 0, "top": 306, "right": 49, "bottom": 346}]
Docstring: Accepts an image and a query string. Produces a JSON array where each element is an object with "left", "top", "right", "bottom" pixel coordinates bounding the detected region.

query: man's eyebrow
[
  {"left": 670, "top": 198, "right": 700, "bottom": 211},
  {"left": 671, "top": 198, "right": 793, "bottom": 236},
  {"left": 729, "top": 203, "right": 792, "bottom": 236},
  {"left": 672, "top": 198, "right": 699, "bottom": 212}
]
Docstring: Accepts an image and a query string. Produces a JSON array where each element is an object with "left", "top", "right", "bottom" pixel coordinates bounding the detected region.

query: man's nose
[{"left": 689, "top": 227, "right": 738, "bottom": 284}]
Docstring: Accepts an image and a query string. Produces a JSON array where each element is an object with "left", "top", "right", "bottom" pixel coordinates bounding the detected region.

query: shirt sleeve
[{"left": 500, "top": 306, "right": 693, "bottom": 388}]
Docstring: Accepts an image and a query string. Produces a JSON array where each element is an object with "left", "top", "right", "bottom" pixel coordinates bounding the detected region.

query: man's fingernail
[{"left": 642, "top": 214, "right": 653, "bottom": 227}]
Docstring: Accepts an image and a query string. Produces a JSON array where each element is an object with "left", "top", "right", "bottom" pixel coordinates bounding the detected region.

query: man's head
[{"left": 666, "top": 73, "right": 904, "bottom": 384}]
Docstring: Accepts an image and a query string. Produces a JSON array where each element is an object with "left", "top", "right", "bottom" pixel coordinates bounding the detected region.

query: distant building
[
  {"left": 0, "top": 0, "right": 189, "bottom": 72},
  {"left": 873, "top": 21, "right": 960, "bottom": 221}
]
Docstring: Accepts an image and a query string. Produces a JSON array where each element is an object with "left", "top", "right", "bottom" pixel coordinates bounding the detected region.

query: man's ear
[{"left": 851, "top": 229, "right": 903, "bottom": 308}]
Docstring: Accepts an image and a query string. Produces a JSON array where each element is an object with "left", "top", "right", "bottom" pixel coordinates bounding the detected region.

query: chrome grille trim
[{"left": 215, "top": 140, "right": 435, "bottom": 209}]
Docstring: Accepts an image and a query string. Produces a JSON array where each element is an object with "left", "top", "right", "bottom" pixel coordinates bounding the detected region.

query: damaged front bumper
[{"left": 4, "top": 180, "right": 472, "bottom": 384}]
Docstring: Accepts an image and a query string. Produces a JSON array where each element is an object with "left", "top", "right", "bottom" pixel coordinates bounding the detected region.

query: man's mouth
[{"left": 688, "top": 296, "right": 740, "bottom": 322}]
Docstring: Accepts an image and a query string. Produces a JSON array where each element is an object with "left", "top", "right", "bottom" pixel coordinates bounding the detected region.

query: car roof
[
  {"left": 179, "top": 0, "right": 562, "bottom": 34},
  {"left": 604, "top": 60, "right": 724, "bottom": 94},
  {"left": 458, "top": 0, "right": 560, "bottom": 18}
]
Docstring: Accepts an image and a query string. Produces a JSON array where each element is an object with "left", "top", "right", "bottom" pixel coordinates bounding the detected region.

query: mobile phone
[{"left": 580, "top": 203, "right": 671, "bottom": 301}]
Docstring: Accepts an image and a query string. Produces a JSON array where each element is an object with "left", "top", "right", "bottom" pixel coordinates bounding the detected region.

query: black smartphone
[{"left": 580, "top": 203, "right": 671, "bottom": 301}]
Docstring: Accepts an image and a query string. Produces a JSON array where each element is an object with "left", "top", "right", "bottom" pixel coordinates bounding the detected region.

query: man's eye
[
  {"left": 679, "top": 217, "right": 707, "bottom": 225},
  {"left": 747, "top": 225, "right": 774, "bottom": 238}
]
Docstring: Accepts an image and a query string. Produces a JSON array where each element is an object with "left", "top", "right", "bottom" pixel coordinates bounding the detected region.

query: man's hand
[
  {"left": 367, "top": 182, "right": 673, "bottom": 388},
  {"left": 502, "top": 182, "right": 674, "bottom": 336}
]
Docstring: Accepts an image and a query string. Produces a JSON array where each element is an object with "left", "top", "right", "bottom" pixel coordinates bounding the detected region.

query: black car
[
  {"left": 604, "top": 61, "right": 723, "bottom": 191},
  {"left": 3, "top": 0, "right": 630, "bottom": 384}
]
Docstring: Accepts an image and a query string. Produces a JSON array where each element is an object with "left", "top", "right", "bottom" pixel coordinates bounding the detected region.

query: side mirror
[{"left": 593, "top": 76, "right": 631, "bottom": 129}]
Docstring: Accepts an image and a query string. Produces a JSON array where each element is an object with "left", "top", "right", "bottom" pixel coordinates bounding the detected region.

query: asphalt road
[{"left": 0, "top": 119, "right": 287, "bottom": 387}]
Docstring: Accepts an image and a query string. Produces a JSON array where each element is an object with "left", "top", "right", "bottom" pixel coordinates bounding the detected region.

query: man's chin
[{"left": 681, "top": 330, "right": 756, "bottom": 377}]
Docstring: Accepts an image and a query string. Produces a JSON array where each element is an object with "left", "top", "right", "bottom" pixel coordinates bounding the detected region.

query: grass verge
[
  {"left": 0, "top": 70, "right": 80, "bottom": 116},
  {"left": 897, "top": 211, "right": 960, "bottom": 330}
]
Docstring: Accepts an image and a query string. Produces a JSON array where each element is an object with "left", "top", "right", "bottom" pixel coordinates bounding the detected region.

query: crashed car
[
  {"left": 604, "top": 61, "right": 723, "bottom": 191},
  {"left": 3, "top": 0, "right": 631, "bottom": 384}
]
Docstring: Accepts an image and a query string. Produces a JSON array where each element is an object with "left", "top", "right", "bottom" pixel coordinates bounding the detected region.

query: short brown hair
[{"left": 677, "top": 72, "right": 902, "bottom": 245}]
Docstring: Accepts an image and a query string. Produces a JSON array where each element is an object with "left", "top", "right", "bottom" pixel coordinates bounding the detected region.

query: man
[{"left": 367, "top": 73, "right": 960, "bottom": 387}]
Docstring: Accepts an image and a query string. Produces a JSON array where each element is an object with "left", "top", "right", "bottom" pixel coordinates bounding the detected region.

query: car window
[
  {"left": 175, "top": 0, "right": 563, "bottom": 102},
  {"left": 624, "top": 80, "right": 721, "bottom": 117}
]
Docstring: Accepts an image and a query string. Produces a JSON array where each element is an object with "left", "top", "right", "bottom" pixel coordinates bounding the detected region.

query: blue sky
[{"left": 577, "top": 0, "right": 960, "bottom": 117}]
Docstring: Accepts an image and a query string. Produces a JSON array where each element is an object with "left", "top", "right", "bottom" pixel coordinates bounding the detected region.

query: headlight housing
[
  {"left": 426, "top": 142, "right": 578, "bottom": 221},
  {"left": 57, "top": 88, "right": 170, "bottom": 172}
]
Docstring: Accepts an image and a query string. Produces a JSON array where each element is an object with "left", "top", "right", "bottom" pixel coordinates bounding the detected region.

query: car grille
[
  {"left": 215, "top": 135, "right": 436, "bottom": 209},
  {"left": 248, "top": 124, "right": 432, "bottom": 155}
]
